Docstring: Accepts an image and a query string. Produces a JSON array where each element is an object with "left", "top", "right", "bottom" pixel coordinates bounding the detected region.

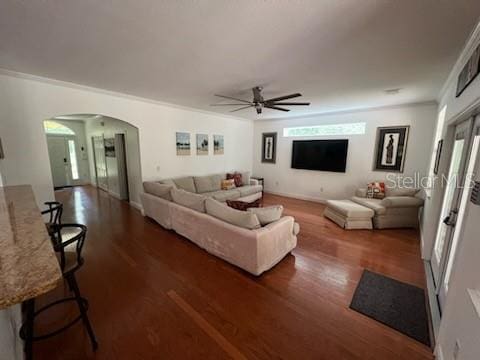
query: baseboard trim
[
  {"left": 424, "top": 260, "right": 441, "bottom": 345},
  {"left": 435, "top": 344, "right": 444, "bottom": 360},
  {"left": 264, "top": 190, "right": 327, "bottom": 204},
  {"left": 130, "top": 200, "right": 143, "bottom": 212},
  {"left": 107, "top": 190, "right": 121, "bottom": 199}
]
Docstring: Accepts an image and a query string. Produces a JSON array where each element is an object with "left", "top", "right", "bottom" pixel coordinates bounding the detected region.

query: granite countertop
[{"left": 0, "top": 185, "right": 62, "bottom": 309}]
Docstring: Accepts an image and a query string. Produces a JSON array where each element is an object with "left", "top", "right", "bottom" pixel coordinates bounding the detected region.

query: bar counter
[{"left": 0, "top": 185, "right": 62, "bottom": 310}]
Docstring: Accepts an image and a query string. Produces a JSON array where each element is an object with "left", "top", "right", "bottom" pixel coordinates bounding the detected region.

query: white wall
[
  {"left": 84, "top": 117, "right": 143, "bottom": 207},
  {"left": 253, "top": 103, "right": 437, "bottom": 202},
  {"left": 0, "top": 71, "right": 253, "bottom": 208},
  {"left": 424, "top": 22, "right": 480, "bottom": 360}
]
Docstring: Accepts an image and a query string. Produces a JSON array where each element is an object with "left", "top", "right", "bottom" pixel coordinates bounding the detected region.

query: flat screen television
[{"left": 291, "top": 139, "right": 348, "bottom": 172}]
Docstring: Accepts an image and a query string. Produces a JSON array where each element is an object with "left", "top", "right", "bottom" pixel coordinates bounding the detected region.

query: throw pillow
[
  {"left": 226, "top": 198, "right": 261, "bottom": 211},
  {"left": 205, "top": 198, "right": 261, "bottom": 230},
  {"left": 221, "top": 179, "right": 236, "bottom": 190},
  {"left": 143, "top": 182, "right": 173, "bottom": 201},
  {"left": 227, "top": 172, "right": 243, "bottom": 187},
  {"left": 366, "top": 182, "right": 386, "bottom": 199},
  {"left": 171, "top": 188, "right": 206, "bottom": 213},
  {"left": 247, "top": 205, "right": 283, "bottom": 226}
]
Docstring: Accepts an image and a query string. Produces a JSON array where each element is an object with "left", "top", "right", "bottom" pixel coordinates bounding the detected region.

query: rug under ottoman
[{"left": 324, "top": 200, "right": 374, "bottom": 229}]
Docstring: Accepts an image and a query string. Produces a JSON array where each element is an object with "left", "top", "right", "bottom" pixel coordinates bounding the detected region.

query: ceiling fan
[{"left": 211, "top": 86, "right": 310, "bottom": 114}]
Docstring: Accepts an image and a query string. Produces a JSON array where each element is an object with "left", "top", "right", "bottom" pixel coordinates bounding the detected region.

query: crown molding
[
  {"left": 437, "top": 19, "right": 480, "bottom": 102},
  {"left": 258, "top": 100, "right": 438, "bottom": 122},
  {"left": 0, "top": 68, "right": 252, "bottom": 123}
]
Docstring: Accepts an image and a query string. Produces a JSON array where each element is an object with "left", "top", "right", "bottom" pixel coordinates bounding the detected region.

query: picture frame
[
  {"left": 456, "top": 44, "right": 480, "bottom": 97},
  {"left": 0, "top": 137, "right": 4, "bottom": 159},
  {"left": 373, "top": 126, "right": 409, "bottom": 172},
  {"left": 262, "top": 132, "right": 277, "bottom": 164},
  {"left": 196, "top": 134, "right": 209, "bottom": 155},
  {"left": 213, "top": 135, "right": 224, "bottom": 155},
  {"left": 434, "top": 139, "right": 443, "bottom": 175},
  {"left": 104, "top": 138, "right": 116, "bottom": 157},
  {"left": 176, "top": 132, "right": 191, "bottom": 156}
]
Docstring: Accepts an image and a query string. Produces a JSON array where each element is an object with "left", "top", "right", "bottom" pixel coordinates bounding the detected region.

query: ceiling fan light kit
[{"left": 211, "top": 86, "right": 310, "bottom": 114}]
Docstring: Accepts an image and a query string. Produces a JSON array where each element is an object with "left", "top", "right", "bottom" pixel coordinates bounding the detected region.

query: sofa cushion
[
  {"left": 326, "top": 200, "right": 375, "bottom": 218},
  {"left": 350, "top": 196, "right": 386, "bottom": 215},
  {"left": 248, "top": 205, "right": 283, "bottom": 225},
  {"left": 240, "top": 171, "right": 251, "bottom": 184},
  {"left": 380, "top": 196, "right": 424, "bottom": 208},
  {"left": 143, "top": 181, "right": 173, "bottom": 201},
  {"left": 160, "top": 179, "right": 177, "bottom": 188},
  {"left": 238, "top": 184, "right": 262, "bottom": 197},
  {"left": 171, "top": 188, "right": 206, "bottom": 212},
  {"left": 212, "top": 189, "right": 242, "bottom": 202},
  {"left": 386, "top": 187, "right": 419, "bottom": 197},
  {"left": 205, "top": 198, "right": 261, "bottom": 230},
  {"left": 193, "top": 174, "right": 224, "bottom": 193},
  {"left": 172, "top": 177, "right": 196, "bottom": 193}
]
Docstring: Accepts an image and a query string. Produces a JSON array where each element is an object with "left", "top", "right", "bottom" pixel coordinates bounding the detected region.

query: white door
[
  {"left": 47, "top": 136, "right": 69, "bottom": 187},
  {"left": 92, "top": 136, "right": 109, "bottom": 191},
  {"left": 431, "top": 118, "right": 473, "bottom": 308},
  {"left": 47, "top": 135, "right": 81, "bottom": 188},
  {"left": 437, "top": 116, "right": 480, "bottom": 308}
]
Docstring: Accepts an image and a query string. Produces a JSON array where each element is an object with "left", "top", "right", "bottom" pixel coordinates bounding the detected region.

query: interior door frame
[
  {"left": 431, "top": 118, "right": 473, "bottom": 288},
  {"left": 91, "top": 135, "right": 109, "bottom": 191},
  {"left": 437, "top": 115, "right": 480, "bottom": 308}
]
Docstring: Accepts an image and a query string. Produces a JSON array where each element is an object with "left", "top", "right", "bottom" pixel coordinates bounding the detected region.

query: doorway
[
  {"left": 46, "top": 135, "right": 81, "bottom": 188},
  {"left": 431, "top": 115, "right": 480, "bottom": 310},
  {"left": 92, "top": 136, "right": 108, "bottom": 191}
]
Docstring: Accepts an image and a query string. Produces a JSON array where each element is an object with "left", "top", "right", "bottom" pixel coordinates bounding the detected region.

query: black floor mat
[{"left": 350, "top": 270, "right": 430, "bottom": 346}]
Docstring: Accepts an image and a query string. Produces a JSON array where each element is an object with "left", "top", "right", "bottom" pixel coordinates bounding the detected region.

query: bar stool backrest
[{"left": 51, "top": 224, "right": 88, "bottom": 274}]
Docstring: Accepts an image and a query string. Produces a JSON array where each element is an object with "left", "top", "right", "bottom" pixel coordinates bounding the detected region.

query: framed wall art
[
  {"left": 213, "top": 135, "right": 224, "bottom": 155},
  {"left": 196, "top": 134, "right": 208, "bottom": 155},
  {"left": 176, "top": 132, "right": 191, "bottom": 156},
  {"left": 262, "top": 132, "right": 277, "bottom": 164},
  {"left": 373, "top": 126, "right": 409, "bottom": 172}
]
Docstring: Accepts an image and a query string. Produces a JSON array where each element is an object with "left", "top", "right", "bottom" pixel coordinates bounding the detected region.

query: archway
[{"left": 43, "top": 114, "right": 143, "bottom": 209}]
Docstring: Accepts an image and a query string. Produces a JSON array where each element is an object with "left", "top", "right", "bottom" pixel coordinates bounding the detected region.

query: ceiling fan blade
[
  {"left": 214, "top": 94, "right": 252, "bottom": 104},
  {"left": 230, "top": 105, "right": 254, "bottom": 112},
  {"left": 269, "top": 102, "right": 310, "bottom": 106},
  {"left": 264, "top": 105, "right": 290, "bottom": 112},
  {"left": 210, "top": 103, "right": 252, "bottom": 106},
  {"left": 264, "top": 93, "right": 301, "bottom": 102}
]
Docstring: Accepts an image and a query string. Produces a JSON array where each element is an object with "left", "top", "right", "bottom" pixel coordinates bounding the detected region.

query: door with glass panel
[
  {"left": 436, "top": 116, "right": 480, "bottom": 309},
  {"left": 92, "top": 136, "right": 109, "bottom": 191},
  {"left": 46, "top": 135, "right": 80, "bottom": 187},
  {"left": 431, "top": 118, "right": 473, "bottom": 307}
]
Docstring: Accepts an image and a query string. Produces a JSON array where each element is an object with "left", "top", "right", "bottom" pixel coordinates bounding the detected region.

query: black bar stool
[
  {"left": 41, "top": 201, "right": 63, "bottom": 236},
  {"left": 20, "top": 224, "right": 98, "bottom": 359}
]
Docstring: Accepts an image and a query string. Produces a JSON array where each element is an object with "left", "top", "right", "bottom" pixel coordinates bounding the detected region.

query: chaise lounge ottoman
[{"left": 324, "top": 200, "right": 374, "bottom": 230}]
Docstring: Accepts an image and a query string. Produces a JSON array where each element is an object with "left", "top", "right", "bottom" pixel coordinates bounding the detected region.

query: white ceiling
[{"left": 1, "top": 1, "right": 479, "bottom": 120}]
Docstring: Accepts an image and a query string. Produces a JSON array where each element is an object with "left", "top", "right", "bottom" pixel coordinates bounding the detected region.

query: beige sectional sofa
[{"left": 141, "top": 172, "right": 298, "bottom": 275}]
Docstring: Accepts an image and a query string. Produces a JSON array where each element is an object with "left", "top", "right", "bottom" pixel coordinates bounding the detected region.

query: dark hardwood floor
[{"left": 33, "top": 186, "right": 433, "bottom": 359}]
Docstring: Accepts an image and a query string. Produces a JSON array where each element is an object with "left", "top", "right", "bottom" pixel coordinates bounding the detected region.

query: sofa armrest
[
  {"left": 380, "top": 196, "right": 424, "bottom": 208},
  {"left": 253, "top": 216, "right": 297, "bottom": 275},
  {"left": 249, "top": 178, "right": 259, "bottom": 186},
  {"left": 355, "top": 188, "right": 367, "bottom": 197}
]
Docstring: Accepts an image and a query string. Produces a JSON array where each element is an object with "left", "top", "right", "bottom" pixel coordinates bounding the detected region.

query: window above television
[{"left": 283, "top": 122, "right": 366, "bottom": 137}]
